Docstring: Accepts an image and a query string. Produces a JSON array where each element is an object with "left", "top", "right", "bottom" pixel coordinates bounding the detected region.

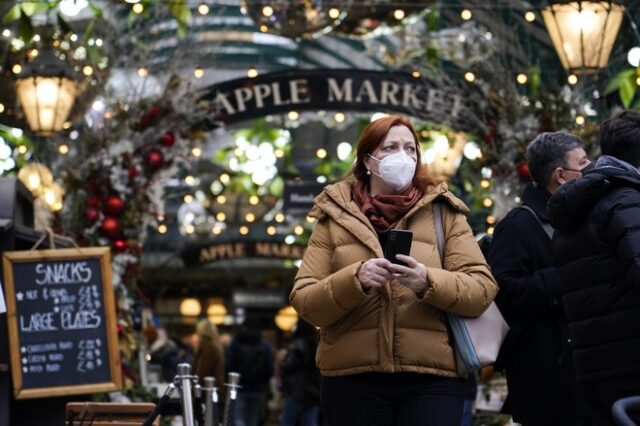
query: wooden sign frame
[{"left": 2, "top": 247, "right": 122, "bottom": 399}]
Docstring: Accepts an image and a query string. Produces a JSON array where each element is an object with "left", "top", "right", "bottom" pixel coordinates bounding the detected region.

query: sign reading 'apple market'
[{"left": 199, "top": 69, "right": 479, "bottom": 132}]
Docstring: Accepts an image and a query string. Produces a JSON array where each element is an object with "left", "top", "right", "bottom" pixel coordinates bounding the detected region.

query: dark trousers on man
[{"left": 582, "top": 372, "right": 640, "bottom": 426}]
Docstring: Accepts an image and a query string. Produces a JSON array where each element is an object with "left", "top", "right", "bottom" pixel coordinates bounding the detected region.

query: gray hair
[{"left": 525, "top": 132, "right": 583, "bottom": 187}]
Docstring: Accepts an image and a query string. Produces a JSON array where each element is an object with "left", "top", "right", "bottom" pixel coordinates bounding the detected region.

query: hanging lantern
[
  {"left": 17, "top": 163, "right": 54, "bottom": 197},
  {"left": 15, "top": 49, "right": 79, "bottom": 134},
  {"left": 334, "top": 0, "right": 435, "bottom": 37},
  {"left": 541, "top": 1, "right": 625, "bottom": 74},
  {"left": 422, "top": 132, "right": 467, "bottom": 179},
  {"left": 274, "top": 305, "right": 298, "bottom": 332},
  {"left": 179, "top": 298, "right": 202, "bottom": 317},
  {"left": 242, "top": 0, "right": 350, "bottom": 39},
  {"left": 207, "top": 300, "right": 228, "bottom": 325}
]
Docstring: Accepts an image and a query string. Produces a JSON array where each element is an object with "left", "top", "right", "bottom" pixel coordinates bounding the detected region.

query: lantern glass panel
[
  {"left": 16, "top": 75, "right": 77, "bottom": 134},
  {"left": 542, "top": 2, "right": 624, "bottom": 73}
]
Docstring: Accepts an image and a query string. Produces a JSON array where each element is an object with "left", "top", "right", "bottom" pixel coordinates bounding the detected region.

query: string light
[
  {"left": 245, "top": 213, "right": 256, "bottom": 222},
  {"left": 239, "top": 226, "right": 249, "bottom": 235},
  {"left": 393, "top": 9, "right": 405, "bottom": 20},
  {"left": 262, "top": 6, "right": 273, "bottom": 17},
  {"left": 216, "top": 212, "right": 226, "bottom": 221},
  {"left": 198, "top": 3, "right": 209, "bottom": 15},
  {"left": 267, "top": 226, "right": 277, "bottom": 235},
  {"left": 158, "top": 224, "right": 167, "bottom": 233},
  {"left": 192, "top": 147, "right": 202, "bottom": 157},
  {"left": 137, "top": 67, "right": 149, "bottom": 77},
  {"left": 275, "top": 213, "right": 285, "bottom": 223},
  {"left": 193, "top": 67, "right": 204, "bottom": 78},
  {"left": 516, "top": 73, "right": 528, "bottom": 84},
  {"left": 328, "top": 8, "right": 340, "bottom": 19},
  {"left": 334, "top": 112, "right": 345, "bottom": 123},
  {"left": 294, "top": 225, "right": 304, "bottom": 235},
  {"left": 58, "top": 144, "right": 69, "bottom": 155},
  {"left": 82, "top": 65, "right": 93, "bottom": 76},
  {"left": 567, "top": 74, "right": 578, "bottom": 85},
  {"left": 249, "top": 195, "right": 259, "bottom": 205},
  {"left": 216, "top": 195, "right": 227, "bottom": 204},
  {"left": 132, "top": 3, "right": 144, "bottom": 14},
  {"left": 464, "top": 72, "right": 475, "bottom": 83},
  {"left": 461, "top": 9, "right": 472, "bottom": 20},
  {"left": 183, "top": 194, "right": 193, "bottom": 203},
  {"left": 220, "top": 173, "right": 230, "bottom": 184},
  {"left": 316, "top": 148, "right": 328, "bottom": 159},
  {"left": 524, "top": 11, "right": 536, "bottom": 22},
  {"left": 575, "top": 115, "right": 585, "bottom": 125},
  {"left": 247, "top": 68, "right": 258, "bottom": 78},
  {"left": 411, "top": 70, "right": 421, "bottom": 78},
  {"left": 288, "top": 111, "right": 299, "bottom": 120}
]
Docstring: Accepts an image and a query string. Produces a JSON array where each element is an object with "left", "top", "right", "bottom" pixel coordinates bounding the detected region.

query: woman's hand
[
  {"left": 358, "top": 258, "right": 392, "bottom": 290},
  {"left": 388, "top": 254, "right": 428, "bottom": 295}
]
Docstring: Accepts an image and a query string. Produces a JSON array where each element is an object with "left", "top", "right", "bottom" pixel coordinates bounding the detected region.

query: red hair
[{"left": 349, "top": 115, "right": 436, "bottom": 191}]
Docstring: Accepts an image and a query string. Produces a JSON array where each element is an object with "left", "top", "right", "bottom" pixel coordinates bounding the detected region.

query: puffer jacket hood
[
  {"left": 291, "top": 179, "right": 497, "bottom": 378},
  {"left": 548, "top": 155, "right": 640, "bottom": 233}
]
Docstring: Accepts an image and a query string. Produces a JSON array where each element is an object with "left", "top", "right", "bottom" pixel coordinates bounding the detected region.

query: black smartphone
[{"left": 384, "top": 229, "right": 413, "bottom": 266}]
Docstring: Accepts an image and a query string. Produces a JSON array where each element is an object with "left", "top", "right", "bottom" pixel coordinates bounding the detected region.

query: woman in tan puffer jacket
[{"left": 290, "top": 116, "right": 497, "bottom": 426}]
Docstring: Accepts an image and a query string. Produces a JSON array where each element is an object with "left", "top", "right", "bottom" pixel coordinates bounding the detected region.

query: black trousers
[
  {"left": 321, "top": 372, "right": 464, "bottom": 426},
  {"left": 582, "top": 372, "right": 640, "bottom": 426}
]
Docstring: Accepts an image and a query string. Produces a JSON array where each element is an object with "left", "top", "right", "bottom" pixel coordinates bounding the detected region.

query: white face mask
[{"left": 368, "top": 151, "right": 417, "bottom": 191}]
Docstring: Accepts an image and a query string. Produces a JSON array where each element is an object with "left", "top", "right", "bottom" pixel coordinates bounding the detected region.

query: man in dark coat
[
  {"left": 487, "top": 132, "right": 592, "bottom": 425},
  {"left": 549, "top": 110, "right": 640, "bottom": 426}
]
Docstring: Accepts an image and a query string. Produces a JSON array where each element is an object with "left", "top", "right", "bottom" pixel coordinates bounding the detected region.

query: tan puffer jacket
[{"left": 290, "top": 179, "right": 498, "bottom": 378}]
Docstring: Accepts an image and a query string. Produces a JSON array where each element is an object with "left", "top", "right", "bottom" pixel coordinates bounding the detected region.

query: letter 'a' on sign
[{"left": 2, "top": 247, "right": 122, "bottom": 399}]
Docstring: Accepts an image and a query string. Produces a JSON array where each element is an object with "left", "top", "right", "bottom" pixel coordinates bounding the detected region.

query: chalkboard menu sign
[{"left": 2, "top": 247, "right": 122, "bottom": 399}]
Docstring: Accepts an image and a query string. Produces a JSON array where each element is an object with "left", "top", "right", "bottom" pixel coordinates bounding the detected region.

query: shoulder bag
[{"left": 432, "top": 203, "right": 509, "bottom": 375}]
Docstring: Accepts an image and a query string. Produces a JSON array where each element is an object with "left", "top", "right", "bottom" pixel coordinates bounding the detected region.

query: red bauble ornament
[
  {"left": 147, "top": 106, "right": 160, "bottom": 119},
  {"left": 86, "top": 207, "right": 99, "bottom": 223},
  {"left": 100, "top": 217, "right": 121, "bottom": 239},
  {"left": 113, "top": 240, "right": 127, "bottom": 253},
  {"left": 160, "top": 131, "right": 175, "bottom": 147},
  {"left": 146, "top": 149, "right": 164, "bottom": 172},
  {"left": 87, "top": 197, "right": 99, "bottom": 207},
  {"left": 517, "top": 162, "right": 530, "bottom": 179},
  {"left": 104, "top": 195, "right": 125, "bottom": 216},
  {"left": 128, "top": 166, "right": 140, "bottom": 179}
]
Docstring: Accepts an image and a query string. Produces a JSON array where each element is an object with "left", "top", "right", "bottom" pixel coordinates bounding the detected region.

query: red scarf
[{"left": 352, "top": 181, "right": 422, "bottom": 233}]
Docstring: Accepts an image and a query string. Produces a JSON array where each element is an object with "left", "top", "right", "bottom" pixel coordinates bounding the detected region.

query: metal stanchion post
[
  {"left": 177, "top": 363, "right": 195, "bottom": 426},
  {"left": 193, "top": 380, "right": 204, "bottom": 426},
  {"left": 222, "top": 372, "right": 241, "bottom": 426},
  {"left": 203, "top": 377, "right": 219, "bottom": 426}
]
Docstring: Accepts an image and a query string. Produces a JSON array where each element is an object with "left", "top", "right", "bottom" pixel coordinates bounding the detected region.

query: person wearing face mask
[
  {"left": 486, "top": 132, "right": 593, "bottom": 426},
  {"left": 549, "top": 111, "right": 640, "bottom": 425},
  {"left": 289, "top": 115, "right": 498, "bottom": 425}
]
